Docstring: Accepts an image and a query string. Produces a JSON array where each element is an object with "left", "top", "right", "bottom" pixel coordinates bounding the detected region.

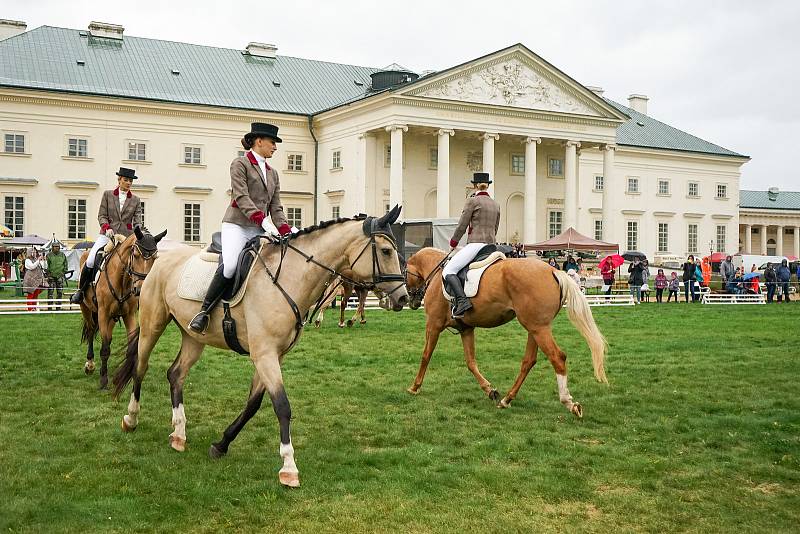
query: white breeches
[
  {"left": 442, "top": 242, "right": 488, "bottom": 277},
  {"left": 86, "top": 234, "right": 111, "bottom": 268},
  {"left": 221, "top": 222, "right": 264, "bottom": 279}
]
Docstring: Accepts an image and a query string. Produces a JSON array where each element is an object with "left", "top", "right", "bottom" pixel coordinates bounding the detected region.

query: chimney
[
  {"left": 88, "top": 21, "right": 124, "bottom": 40},
  {"left": 0, "top": 19, "right": 27, "bottom": 41},
  {"left": 628, "top": 94, "right": 649, "bottom": 115},
  {"left": 245, "top": 42, "right": 278, "bottom": 58},
  {"left": 586, "top": 86, "right": 604, "bottom": 97}
]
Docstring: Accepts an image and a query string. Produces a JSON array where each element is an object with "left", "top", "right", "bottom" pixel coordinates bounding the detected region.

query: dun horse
[
  {"left": 112, "top": 209, "right": 408, "bottom": 488},
  {"left": 313, "top": 275, "right": 370, "bottom": 328},
  {"left": 79, "top": 227, "right": 166, "bottom": 389},
  {"left": 405, "top": 247, "right": 607, "bottom": 415}
]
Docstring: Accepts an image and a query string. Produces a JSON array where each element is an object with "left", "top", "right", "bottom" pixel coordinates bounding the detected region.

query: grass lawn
[{"left": 1, "top": 303, "right": 798, "bottom": 533}]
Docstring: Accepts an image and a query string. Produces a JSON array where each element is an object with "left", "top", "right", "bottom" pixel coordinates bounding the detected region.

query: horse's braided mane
[{"left": 289, "top": 214, "right": 368, "bottom": 239}]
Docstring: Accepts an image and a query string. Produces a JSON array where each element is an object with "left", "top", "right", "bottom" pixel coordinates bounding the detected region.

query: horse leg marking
[
  {"left": 556, "top": 374, "right": 582, "bottom": 417},
  {"left": 122, "top": 391, "right": 139, "bottom": 431},
  {"left": 169, "top": 403, "right": 187, "bottom": 452}
]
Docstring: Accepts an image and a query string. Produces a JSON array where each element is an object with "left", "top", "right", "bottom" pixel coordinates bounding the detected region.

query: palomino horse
[
  {"left": 405, "top": 247, "right": 607, "bottom": 416},
  {"left": 313, "top": 274, "right": 370, "bottom": 328},
  {"left": 79, "top": 227, "right": 166, "bottom": 389},
  {"left": 112, "top": 208, "right": 408, "bottom": 488}
]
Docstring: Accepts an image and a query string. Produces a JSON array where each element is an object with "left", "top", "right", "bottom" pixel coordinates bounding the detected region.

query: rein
[
  {"left": 102, "top": 240, "right": 158, "bottom": 311},
  {"left": 406, "top": 250, "right": 453, "bottom": 303}
]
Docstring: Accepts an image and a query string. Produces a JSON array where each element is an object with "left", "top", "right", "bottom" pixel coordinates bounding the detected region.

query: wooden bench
[{"left": 701, "top": 293, "right": 766, "bottom": 305}]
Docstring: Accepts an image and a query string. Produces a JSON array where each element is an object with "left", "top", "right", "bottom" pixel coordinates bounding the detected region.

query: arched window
[
  {"left": 424, "top": 189, "right": 437, "bottom": 218},
  {"left": 505, "top": 193, "right": 524, "bottom": 243}
]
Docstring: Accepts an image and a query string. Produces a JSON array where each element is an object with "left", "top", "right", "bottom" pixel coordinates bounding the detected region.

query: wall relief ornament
[
  {"left": 466, "top": 151, "right": 483, "bottom": 171},
  {"left": 417, "top": 58, "right": 599, "bottom": 116}
]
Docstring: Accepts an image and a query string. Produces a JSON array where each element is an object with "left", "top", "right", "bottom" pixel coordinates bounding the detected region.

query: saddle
[{"left": 442, "top": 244, "right": 506, "bottom": 300}]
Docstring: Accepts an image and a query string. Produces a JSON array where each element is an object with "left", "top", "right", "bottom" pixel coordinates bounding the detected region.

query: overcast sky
[{"left": 6, "top": 0, "right": 799, "bottom": 191}]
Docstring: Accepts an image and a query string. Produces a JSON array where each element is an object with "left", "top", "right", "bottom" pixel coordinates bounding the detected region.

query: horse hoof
[
  {"left": 208, "top": 444, "right": 226, "bottom": 459},
  {"left": 84, "top": 361, "right": 95, "bottom": 374},
  {"left": 337, "top": 323, "right": 345, "bottom": 329},
  {"left": 488, "top": 389, "right": 500, "bottom": 402},
  {"left": 169, "top": 435, "right": 186, "bottom": 452},
  {"left": 279, "top": 470, "right": 300, "bottom": 488},
  {"left": 121, "top": 416, "right": 137, "bottom": 433},
  {"left": 498, "top": 398, "right": 511, "bottom": 408},
  {"left": 313, "top": 321, "right": 321, "bottom": 329},
  {"left": 406, "top": 386, "right": 420, "bottom": 396},
  {"left": 359, "top": 320, "right": 367, "bottom": 325},
  {"left": 98, "top": 383, "right": 109, "bottom": 391},
  {"left": 346, "top": 319, "right": 354, "bottom": 327},
  {"left": 571, "top": 403, "right": 583, "bottom": 419}
]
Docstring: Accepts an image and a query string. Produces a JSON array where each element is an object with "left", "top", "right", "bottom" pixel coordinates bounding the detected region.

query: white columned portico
[
  {"left": 760, "top": 225, "right": 768, "bottom": 255},
  {"left": 794, "top": 226, "right": 800, "bottom": 257},
  {"left": 564, "top": 140, "right": 580, "bottom": 230},
  {"left": 523, "top": 137, "right": 540, "bottom": 243},
  {"left": 744, "top": 224, "right": 752, "bottom": 253},
  {"left": 386, "top": 124, "right": 407, "bottom": 213},
  {"left": 437, "top": 129, "right": 454, "bottom": 218},
  {"left": 601, "top": 144, "right": 616, "bottom": 243},
  {"left": 776, "top": 225, "right": 784, "bottom": 256},
  {"left": 355, "top": 132, "right": 374, "bottom": 215},
  {"left": 481, "top": 133, "right": 499, "bottom": 196}
]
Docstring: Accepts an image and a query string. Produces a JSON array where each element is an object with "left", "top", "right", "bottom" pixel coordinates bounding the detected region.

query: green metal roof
[
  {"left": 0, "top": 26, "right": 377, "bottom": 115},
  {"left": 740, "top": 190, "right": 800, "bottom": 210},
  {"left": 606, "top": 99, "right": 747, "bottom": 158}
]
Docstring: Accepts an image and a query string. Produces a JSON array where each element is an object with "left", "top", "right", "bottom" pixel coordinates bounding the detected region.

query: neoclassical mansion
[{"left": 0, "top": 20, "right": 750, "bottom": 259}]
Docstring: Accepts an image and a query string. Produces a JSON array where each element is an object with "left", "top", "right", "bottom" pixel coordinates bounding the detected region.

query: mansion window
[
  {"left": 184, "top": 146, "right": 202, "bottom": 165},
  {"left": 510, "top": 154, "right": 525, "bottom": 175},
  {"left": 127, "top": 141, "right": 147, "bottom": 161},
  {"left": 627, "top": 221, "right": 639, "bottom": 251},
  {"left": 429, "top": 147, "right": 438, "bottom": 170},
  {"left": 4, "top": 196, "right": 24, "bottom": 237},
  {"left": 67, "top": 198, "right": 87, "bottom": 239},
  {"left": 658, "top": 180, "right": 670, "bottom": 195},
  {"left": 68, "top": 138, "right": 88, "bottom": 158},
  {"left": 716, "top": 225, "right": 726, "bottom": 252},
  {"left": 716, "top": 184, "right": 728, "bottom": 199},
  {"left": 627, "top": 177, "right": 639, "bottom": 193},
  {"left": 594, "top": 220, "right": 603, "bottom": 241},
  {"left": 287, "top": 207, "right": 303, "bottom": 229},
  {"left": 183, "top": 203, "right": 201, "bottom": 242},
  {"left": 4, "top": 133, "right": 25, "bottom": 154},
  {"left": 658, "top": 223, "right": 669, "bottom": 253},
  {"left": 548, "top": 158, "right": 563, "bottom": 177},
  {"left": 548, "top": 211, "right": 562, "bottom": 238},
  {"left": 594, "top": 175, "right": 604, "bottom": 191},
  {"left": 687, "top": 224, "right": 698, "bottom": 253},
  {"left": 688, "top": 182, "right": 699, "bottom": 198},
  {"left": 287, "top": 153, "right": 304, "bottom": 172},
  {"left": 332, "top": 150, "right": 342, "bottom": 170},
  {"left": 331, "top": 205, "right": 340, "bottom": 220}
]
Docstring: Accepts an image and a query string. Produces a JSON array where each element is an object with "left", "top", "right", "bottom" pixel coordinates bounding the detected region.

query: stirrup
[
  {"left": 70, "top": 291, "right": 83, "bottom": 304},
  {"left": 188, "top": 311, "right": 210, "bottom": 334}
]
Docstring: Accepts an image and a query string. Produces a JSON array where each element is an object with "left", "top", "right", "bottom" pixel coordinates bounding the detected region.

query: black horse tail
[
  {"left": 112, "top": 327, "right": 140, "bottom": 400},
  {"left": 81, "top": 312, "right": 97, "bottom": 345}
]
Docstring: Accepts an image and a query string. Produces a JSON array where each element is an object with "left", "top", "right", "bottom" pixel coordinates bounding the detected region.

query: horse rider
[
  {"left": 442, "top": 172, "right": 501, "bottom": 319},
  {"left": 188, "top": 122, "right": 292, "bottom": 333},
  {"left": 45, "top": 242, "right": 68, "bottom": 310},
  {"left": 70, "top": 167, "right": 144, "bottom": 304}
]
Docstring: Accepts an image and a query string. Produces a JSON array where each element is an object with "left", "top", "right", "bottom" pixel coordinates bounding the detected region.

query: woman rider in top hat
[
  {"left": 441, "top": 172, "right": 501, "bottom": 319},
  {"left": 189, "top": 122, "right": 292, "bottom": 333},
  {"left": 71, "top": 167, "right": 143, "bottom": 304}
]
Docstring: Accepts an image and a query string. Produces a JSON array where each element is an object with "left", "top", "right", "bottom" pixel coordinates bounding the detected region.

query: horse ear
[
  {"left": 374, "top": 209, "right": 391, "bottom": 228},
  {"left": 387, "top": 204, "right": 402, "bottom": 225},
  {"left": 134, "top": 226, "right": 144, "bottom": 240},
  {"left": 154, "top": 229, "right": 167, "bottom": 243}
]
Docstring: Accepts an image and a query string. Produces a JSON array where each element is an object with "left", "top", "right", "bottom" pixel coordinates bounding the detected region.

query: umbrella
[
  {"left": 72, "top": 241, "right": 95, "bottom": 250},
  {"left": 622, "top": 251, "right": 647, "bottom": 262},
  {"left": 743, "top": 272, "right": 761, "bottom": 281},
  {"left": 0, "top": 223, "right": 12, "bottom": 237},
  {"left": 600, "top": 254, "right": 625, "bottom": 269},
  {"left": 4, "top": 234, "right": 48, "bottom": 246}
]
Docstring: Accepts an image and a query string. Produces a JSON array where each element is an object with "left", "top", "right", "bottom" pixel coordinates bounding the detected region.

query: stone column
[
  {"left": 601, "top": 144, "right": 616, "bottom": 243},
  {"left": 744, "top": 224, "right": 752, "bottom": 254},
  {"left": 355, "top": 132, "right": 374, "bottom": 215},
  {"left": 385, "top": 124, "right": 407, "bottom": 214},
  {"left": 760, "top": 225, "right": 768, "bottom": 255},
  {"left": 564, "top": 140, "right": 580, "bottom": 229},
  {"left": 776, "top": 225, "right": 784, "bottom": 256},
  {"left": 795, "top": 226, "right": 800, "bottom": 258},
  {"left": 481, "top": 133, "right": 499, "bottom": 196},
  {"left": 523, "top": 137, "right": 540, "bottom": 243},
  {"left": 437, "top": 129, "right": 454, "bottom": 218}
]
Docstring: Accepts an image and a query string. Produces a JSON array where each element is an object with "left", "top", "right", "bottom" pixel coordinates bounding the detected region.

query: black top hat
[
  {"left": 245, "top": 122, "right": 282, "bottom": 143},
  {"left": 471, "top": 172, "right": 492, "bottom": 184},
  {"left": 116, "top": 167, "right": 138, "bottom": 180}
]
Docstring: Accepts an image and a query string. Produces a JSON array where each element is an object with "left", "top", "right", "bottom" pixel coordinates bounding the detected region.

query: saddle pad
[
  {"left": 443, "top": 251, "right": 505, "bottom": 300},
  {"left": 176, "top": 253, "right": 250, "bottom": 306}
]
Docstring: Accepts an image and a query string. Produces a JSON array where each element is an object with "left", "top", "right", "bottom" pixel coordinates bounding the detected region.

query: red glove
[
  {"left": 126, "top": 223, "right": 133, "bottom": 230},
  {"left": 450, "top": 239, "right": 459, "bottom": 248},
  {"left": 278, "top": 224, "right": 292, "bottom": 236},
  {"left": 100, "top": 223, "right": 111, "bottom": 233},
  {"left": 249, "top": 211, "right": 266, "bottom": 225}
]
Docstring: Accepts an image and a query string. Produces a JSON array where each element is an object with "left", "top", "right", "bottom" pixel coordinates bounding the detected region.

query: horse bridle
[
  {"left": 405, "top": 250, "right": 453, "bottom": 303},
  {"left": 103, "top": 239, "right": 159, "bottom": 308}
]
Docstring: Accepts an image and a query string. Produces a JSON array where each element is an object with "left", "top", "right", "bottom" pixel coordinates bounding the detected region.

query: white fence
[{"left": 0, "top": 298, "right": 81, "bottom": 315}]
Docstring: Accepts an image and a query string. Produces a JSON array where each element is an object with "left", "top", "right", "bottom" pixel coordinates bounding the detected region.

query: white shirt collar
[{"left": 250, "top": 150, "right": 266, "bottom": 164}]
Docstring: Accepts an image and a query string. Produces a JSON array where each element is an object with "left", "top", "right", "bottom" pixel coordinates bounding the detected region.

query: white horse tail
[{"left": 552, "top": 270, "right": 608, "bottom": 383}]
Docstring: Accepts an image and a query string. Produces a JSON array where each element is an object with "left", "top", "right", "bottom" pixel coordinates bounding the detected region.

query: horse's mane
[{"left": 289, "top": 214, "right": 368, "bottom": 239}]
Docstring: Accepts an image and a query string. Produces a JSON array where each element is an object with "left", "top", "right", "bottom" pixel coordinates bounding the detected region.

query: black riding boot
[
  {"left": 445, "top": 274, "right": 473, "bottom": 319},
  {"left": 188, "top": 266, "right": 231, "bottom": 333},
  {"left": 70, "top": 265, "right": 94, "bottom": 304}
]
